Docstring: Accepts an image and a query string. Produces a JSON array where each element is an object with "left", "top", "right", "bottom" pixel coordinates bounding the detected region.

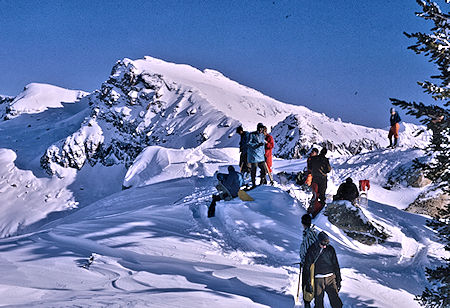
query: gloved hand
[
  {"left": 305, "top": 284, "right": 313, "bottom": 293},
  {"left": 258, "top": 142, "right": 264, "bottom": 147}
]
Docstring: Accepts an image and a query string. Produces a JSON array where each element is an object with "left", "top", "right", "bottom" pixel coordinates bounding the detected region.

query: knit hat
[
  {"left": 257, "top": 123, "right": 264, "bottom": 130},
  {"left": 390, "top": 107, "right": 395, "bottom": 113},
  {"left": 318, "top": 231, "right": 330, "bottom": 245},
  {"left": 301, "top": 214, "right": 312, "bottom": 227}
]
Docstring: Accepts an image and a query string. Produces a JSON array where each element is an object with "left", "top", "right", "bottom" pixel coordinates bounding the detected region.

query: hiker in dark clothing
[
  {"left": 308, "top": 148, "right": 332, "bottom": 215},
  {"left": 299, "top": 214, "right": 318, "bottom": 308},
  {"left": 305, "top": 148, "right": 319, "bottom": 186},
  {"left": 208, "top": 166, "right": 244, "bottom": 217},
  {"left": 247, "top": 123, "right": 267, "bottom": 187},
  {"left": 236, "top": 126, "right": 250, "bottom": 174},
  {"left": 304, "top": 232, "right": 343, "bottom": 308},
  {"left": 333, "top": 177, "right": 359, "bottom": 204},
  {"left": 388, "top": 107, "right": 401, "bottom": 148}
]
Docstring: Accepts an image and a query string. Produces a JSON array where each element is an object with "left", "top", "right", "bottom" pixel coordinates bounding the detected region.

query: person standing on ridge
[
  {"left": 236, "top": 126, "right": 250, "bottom": 174},
  {"left": 305, "top": 148, "right": 319, "bottom": 186},
  {"left": 298, "top": 214, "right": 319, "bottom": 308},
  {"left": 308, "top": 148, "right": 331, "bottom": 217},
  {"left": 304, "top": 231, "right": 343, "bottom": 308},
  {"left": 247, "top": 123, "right": 267, "bottom": 188},
  {"left": 388, "top": 107, "right": 401, "bottom": 148},
  {"left": 263, "top": 126, "right": 274, "bottom": 185}
]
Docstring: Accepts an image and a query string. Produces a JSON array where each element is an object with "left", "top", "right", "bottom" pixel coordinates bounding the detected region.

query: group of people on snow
[
  {"left": 208, "top": 123, "right": 274, "bottom": 217},
  {"left": 236, "top": 123, "right": 274, "bottom": 187},
  {"left": 207, "top": 108, "right": 402, "bottom": 306}
]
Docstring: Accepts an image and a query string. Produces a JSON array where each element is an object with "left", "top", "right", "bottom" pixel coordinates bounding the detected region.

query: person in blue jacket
[
  {"left": 247, "top": 123, "right": 267, "bottom": 187},
  {"left": 208, "top": 166, "right": 244, "bottom": 217}
]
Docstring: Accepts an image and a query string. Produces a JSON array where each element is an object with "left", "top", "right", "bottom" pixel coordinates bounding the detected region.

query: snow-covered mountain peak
[
  {"left": 3, "top": 83, "right": 88, "bottom": 119},
  {"left": 35, "top": 55, "right": 430, "bottom": 175}
]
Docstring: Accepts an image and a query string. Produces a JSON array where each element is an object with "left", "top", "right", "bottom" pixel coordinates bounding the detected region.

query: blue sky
[{"left": 0, "top": 0, "right": 443, "bottom": 128}]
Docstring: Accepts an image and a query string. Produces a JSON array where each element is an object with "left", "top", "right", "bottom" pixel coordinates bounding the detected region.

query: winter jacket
[
  {"left": 335, "top": 181, "right": 359, "bottom": 202},
  {"left": 239, "top": 131, "right": 249, "bottom": 153},
  {"left": 247, "top": 131, "right": 266, "bottom": 163},
  {"left": 390, "top": 112, "right": 401, "bottom": 127},
  {"left": 304, "top": 242, "right": 341, "bottom": 287},
  {"left": 265, "top": 134, "right": 274, "bottom": 170},
  {"left": 217, "top": 169, "right": 243, "bottom": 198},
  {"left": 309, "top": 154, "right": 332, "bottom": 180},
  {"left": 299, "top": 226, "right": 319, "bottom": 266}
]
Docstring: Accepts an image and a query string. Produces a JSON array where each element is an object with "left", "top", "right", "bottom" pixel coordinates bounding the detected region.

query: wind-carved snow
[{"left": 0, "top": 149, "right": 78, "bottom": 237}]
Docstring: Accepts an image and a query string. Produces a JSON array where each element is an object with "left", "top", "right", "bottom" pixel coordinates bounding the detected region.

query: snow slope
[
  {"left": 0, "top": 56, "right": 444, "bottom": 307},
  {"left": 0, "top": 155, "right": 444, "bottom": 307},
  {"left": 3, "top": 83, "right": 88, "bottom": 118}
]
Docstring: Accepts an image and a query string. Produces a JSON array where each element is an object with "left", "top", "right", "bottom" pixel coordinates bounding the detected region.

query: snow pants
[
  {"left": 265, "top": 153, "right": 273, "bottom": 173},
  {"left": 314, "top": 274, "right": 343, "bottom": 308},
  {"left": 388, "top": 123, "right": 400, "bottom": 139},
  {"left": 239, "top": 152, "right": 249, "bottom": 173},
  {"left": 250, "top": 161, "right": 266, "bottom": 186},
  {"left": 312, "top": 176, "right": 327, "bottom": 206}
]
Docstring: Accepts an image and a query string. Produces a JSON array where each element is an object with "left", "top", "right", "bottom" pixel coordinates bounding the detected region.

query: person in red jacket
[{"left": 263, "top": 126, "right": 274, "bottom": 185}]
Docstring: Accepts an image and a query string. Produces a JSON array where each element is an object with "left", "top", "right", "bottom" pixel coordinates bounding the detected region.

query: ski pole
[{"left": 296, "top": 262, "right": 302, "bottom": 303}]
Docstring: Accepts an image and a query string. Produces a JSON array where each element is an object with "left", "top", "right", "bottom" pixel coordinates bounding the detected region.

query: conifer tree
[{"left": 390, "top": 1, "right": 449, "bottom": 307}]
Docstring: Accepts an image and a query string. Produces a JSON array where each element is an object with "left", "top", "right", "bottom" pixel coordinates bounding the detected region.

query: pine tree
[{"left": 389, "top": 1, "right": 449, "bottom": 307}]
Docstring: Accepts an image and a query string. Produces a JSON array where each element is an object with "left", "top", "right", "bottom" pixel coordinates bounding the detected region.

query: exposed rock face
[
  {"left": 406, "top": 189, "right": 449, "bottom": 217},
  {"left": 0, "top": 95, "right": 14, "bottom": 120},
  {"left": 40, "top": 58, "right": 240, "bottom": 175},
  {"left": 324, "top": 201, "right": 389, "bottom": 245},
  {"left": 271, "top": 114, "right": 381, "bottom": 159},
  {"left": 384, "top": 158, "right": 431, "bottom": 189}
]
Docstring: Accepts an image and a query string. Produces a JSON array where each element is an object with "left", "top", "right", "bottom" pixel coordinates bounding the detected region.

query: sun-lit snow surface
[
  {"left": 0, "top": 56, "right": 445, "bottom": 307},
  {"left": 4, "top": 83, "right": 88, "bottom": 118},
  {"left": 0, "top": 146, "right": 446, "bottom": 307}
]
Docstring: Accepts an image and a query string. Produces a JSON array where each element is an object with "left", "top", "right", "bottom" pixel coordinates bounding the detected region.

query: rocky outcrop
[
  {"left": 272, "top": 114, "right": 382, "bottom": 159},
  {"left": 40, "top": 58, "right": 240, "bottom": 174},
  {"left": 384, "top": 158, "right": 431, "bottom": 189},
  {"left": 324, "top": 201, "right": 389, "bottom": 245},
  {"left": 0, "top": 95, "right": 13, "bottom": 120},
  {"left": 406, "top": 189, "right": 449, "bottom": 217},
  {"left": 41, "top": 117, "right": 105, "bottom": 174}
]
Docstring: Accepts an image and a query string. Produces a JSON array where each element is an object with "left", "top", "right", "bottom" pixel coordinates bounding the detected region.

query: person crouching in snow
[
  {"left": 263, "top": 126, "right": 274, "bottom": 185},
  {"left": 247, "top": 123, "right": 267, "bottom": 187},
  {"left": 388, "top": 107, "right": 401, "bottom": 148},
  {"left": 333, "top": 177, "right": 359, "bottom": 205},
  {"left": 304, "top": 232, "right": 343, "bottom": 308},
  {"left": 299, "top": 214, "right": 318, "bottom": 308},
  {"left": 208, "top": 166, "right": 244, "bottom": 218}
]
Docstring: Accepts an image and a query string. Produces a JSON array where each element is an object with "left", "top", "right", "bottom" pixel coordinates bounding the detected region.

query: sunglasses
[{"left": 320, "top": 241, "right": 329, "bottom": 247}]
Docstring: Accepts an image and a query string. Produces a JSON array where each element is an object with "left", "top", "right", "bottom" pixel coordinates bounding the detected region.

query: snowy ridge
[
  {"left": 39, "top": 56, "right": 429, "bottom": 174},
  {"left": 2, "top": 83, "right": 88, "bottom": 119}
]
